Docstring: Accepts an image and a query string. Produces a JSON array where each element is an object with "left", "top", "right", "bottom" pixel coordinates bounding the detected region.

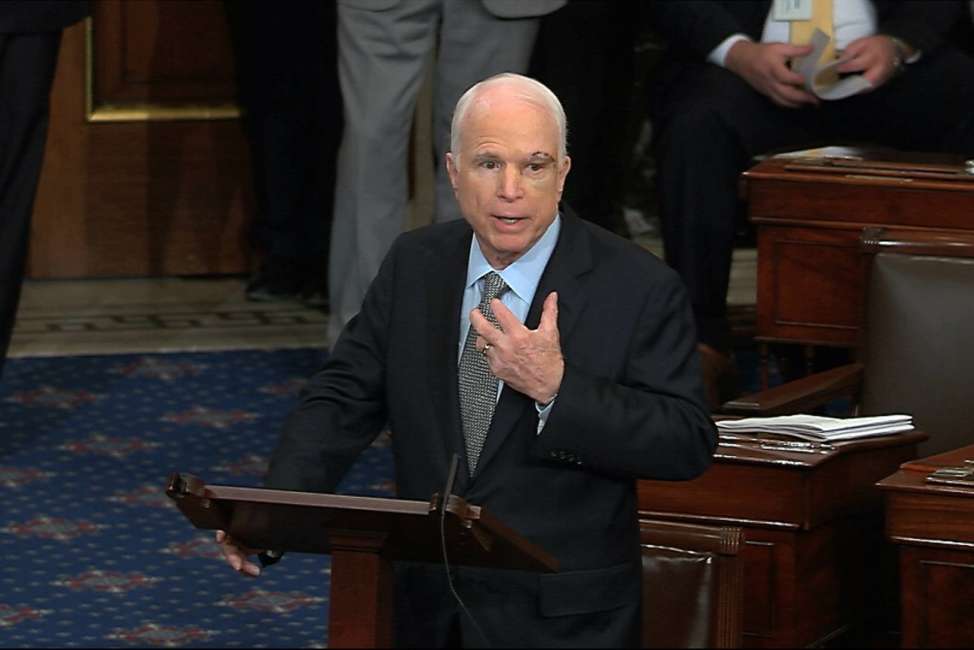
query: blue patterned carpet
[{"left": 0, "top": 349, "right": 394, "bottom": 648}]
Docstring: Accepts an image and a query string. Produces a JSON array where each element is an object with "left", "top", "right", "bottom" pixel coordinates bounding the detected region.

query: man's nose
[{"left": 497, "top": 167, "right": 524, "bottom": 200}]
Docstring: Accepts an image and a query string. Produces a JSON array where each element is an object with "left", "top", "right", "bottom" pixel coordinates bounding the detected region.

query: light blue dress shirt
[{"left": 459, "top": 214, "right": 561, "bottom": 433}]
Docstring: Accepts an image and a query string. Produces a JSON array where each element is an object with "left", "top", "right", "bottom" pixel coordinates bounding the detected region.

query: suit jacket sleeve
[
  {"left": 651, "top": 0, "right": 966, "bottom": 60},
  {"left": 650, "top": 0, "right": 762, "bottom": 61},
  {"left": 263, "top": 235, "right": 398, "bottom": 494},
  {"left": 0, "top": 1, "right": 88, "bottom": 33},
  {"left": 536, "top": 256, "right": 717, "bottom": 482},
  {"left": 876, "top": 0, "right": 964, "bottom": 53}
]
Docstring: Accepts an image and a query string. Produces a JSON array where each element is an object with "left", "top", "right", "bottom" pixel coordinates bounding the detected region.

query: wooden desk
[
  {"left": 878, "top": 445, "right": 974, "bottom": 648},
  {"left": 639, "top": 431, "right": 927, "bottom": 648},
  {"left": 742, "top": 148, "right": 974, "bottom": 351}
]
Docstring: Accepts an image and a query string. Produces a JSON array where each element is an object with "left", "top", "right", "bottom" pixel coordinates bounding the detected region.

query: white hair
[{"left": 450, "top": 73, "right": 568, "bottom": 167}]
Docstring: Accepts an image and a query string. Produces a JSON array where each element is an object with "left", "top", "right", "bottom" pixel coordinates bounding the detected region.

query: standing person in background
[
  {"left": 648, "top": 0, "right": 974, "bottom": 410},
  {"left": 215, "top": 73, "right": 716, "bottom": 647},
  {"left": 224, "top": 1, "right": 342, "bottom": 308},
  {"left": 528, "top": 0, "right": 643, "bottom": 238},
  {"left": 326, "top": 0, "right": 565, "bottom": 344},
  {"left": 0, "top": 0, "right": 88, "bottom": 379}
]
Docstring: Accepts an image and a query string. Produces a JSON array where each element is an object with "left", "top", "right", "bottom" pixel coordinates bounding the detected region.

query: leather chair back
[
  {"left": 861, "top": 233, "right": 974, "bottom": 457},
  {"left": 639, "top": 518, "right": 744, "bottom": 648}
]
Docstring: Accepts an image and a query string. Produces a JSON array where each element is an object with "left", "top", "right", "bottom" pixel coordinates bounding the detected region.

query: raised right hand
[
  {"left": 215, "top": 529, "right": 264, "bottom": 577},
  {"left": 725, "top": 40, "right": 819, "bottom": 108}
]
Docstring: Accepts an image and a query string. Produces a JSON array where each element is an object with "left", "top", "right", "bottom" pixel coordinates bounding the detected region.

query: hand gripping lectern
[{"left": 166, "top": 473, "right": 558, "bottom": 648}]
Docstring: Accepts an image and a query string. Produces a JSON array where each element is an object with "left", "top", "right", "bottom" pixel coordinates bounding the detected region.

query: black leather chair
[
  {"left": 639, "top": 518, "right": 744, "bottom": 648},
  {"left": 725, "top": 228, "right": 974, "bottom": 458}
]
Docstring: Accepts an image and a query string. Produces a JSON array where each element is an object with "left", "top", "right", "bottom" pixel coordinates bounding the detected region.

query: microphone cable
[{"left": 439, "top": 453, "right": 491, "bottom": 647}]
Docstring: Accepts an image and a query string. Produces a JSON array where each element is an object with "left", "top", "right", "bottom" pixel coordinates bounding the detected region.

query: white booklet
[
  {"left": 716, "top": 414, "right": 913, "bottom": 442},
  {"left": 792, "top": 28, "right": 872, "bottom": 100}
]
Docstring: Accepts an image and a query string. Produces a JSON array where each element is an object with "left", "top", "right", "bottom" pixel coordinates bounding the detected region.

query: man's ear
[
  {"left": 445, "top": 152, "right": 459, "bottom": 191},
  {"left": 557, "top": 155, "right": 572, "bottom": 195}
]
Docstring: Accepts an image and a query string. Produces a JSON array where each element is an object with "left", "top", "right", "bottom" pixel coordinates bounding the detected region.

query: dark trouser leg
[
  {"left": 225, "top": 2, "right": 342, "bottom": 303},
  {"left": 0, "top": 32, "right": 62, "bottom": 378},
  {"left": 651, "top": 64, "right": 822, "bottom": 354},
  {"left": 528, "top": 0, "right": 639, "bottom": 234}
]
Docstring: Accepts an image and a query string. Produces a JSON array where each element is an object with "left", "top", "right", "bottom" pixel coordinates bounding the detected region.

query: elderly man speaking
[{"left": 217, "top": 73, "right": 717, "bottom": 648}]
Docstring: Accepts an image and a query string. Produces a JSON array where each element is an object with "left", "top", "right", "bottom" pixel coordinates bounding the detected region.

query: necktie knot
[{"left": 481, "top": 271, "right": 508, "bottom": 305}]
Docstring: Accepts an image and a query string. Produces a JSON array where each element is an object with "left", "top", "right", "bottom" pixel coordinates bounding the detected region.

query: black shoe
[
  {"left": 299, "top": 282, "right": 328, "bottom": 309},
  {"left": 245, "top": 257, "right": 303, "bottom": 302}
]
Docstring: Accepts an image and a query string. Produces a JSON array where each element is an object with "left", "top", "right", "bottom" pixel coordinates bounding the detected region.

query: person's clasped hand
[
  {"left": 726, "top": 40, "right": 819, "bottom": 108},
  {"left": 471, "top": 290, "right": 563, "bottom": 406},
  {"left": 215, "top": 529, "right": 264, "bottom": 577},
  {"left": 835, "top": 35, "right": 904, "bottom": 90}
]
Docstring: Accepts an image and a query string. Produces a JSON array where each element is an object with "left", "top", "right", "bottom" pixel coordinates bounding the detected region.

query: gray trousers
[{"left": 328, "top": 0, "right": 539, "bottom": 342}]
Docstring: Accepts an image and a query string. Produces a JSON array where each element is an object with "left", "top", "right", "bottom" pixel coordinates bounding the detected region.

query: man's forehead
[
  {"left": 462, "top": 102, "right": 557, "bottom": 149},
  {"left": 472, "top": 148, "right": 556, "bottom": 160}
]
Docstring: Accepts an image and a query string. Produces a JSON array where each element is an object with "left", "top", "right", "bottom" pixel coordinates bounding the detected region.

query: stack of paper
[
  {"left": 792, "top": 28, "right": 872, "bottom": 100},
  {"left": 716, "top": 414, "right": 913, "bottom": 442}
]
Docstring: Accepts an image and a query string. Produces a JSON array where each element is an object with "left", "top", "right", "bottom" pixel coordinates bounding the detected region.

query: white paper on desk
[
  {"left": 716, "top": 414, "right": 914, "bottom": 441},
  {"left": 792, "top": 28, "right": 873, "bottom": 100}
]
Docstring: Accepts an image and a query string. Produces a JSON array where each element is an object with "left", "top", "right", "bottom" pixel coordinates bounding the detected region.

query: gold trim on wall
[{"left": 84, "top": 17, "right": 241, "bottom": 123}]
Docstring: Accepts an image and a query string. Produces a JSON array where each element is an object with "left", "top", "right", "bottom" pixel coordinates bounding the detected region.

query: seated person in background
[
  {"left": 215, "top": 72, "right": 717, "bottom": 647},
  {"left": 648, "top": 0, "right": 974, "bottom": 409}
]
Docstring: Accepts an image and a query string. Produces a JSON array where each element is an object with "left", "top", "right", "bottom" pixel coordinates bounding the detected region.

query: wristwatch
[{"left": 885, "top": 35, "right": 914, "bottom": 73}]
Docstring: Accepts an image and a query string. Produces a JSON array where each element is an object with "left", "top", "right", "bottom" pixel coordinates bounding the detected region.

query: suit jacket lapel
[
  {"left": 425, "top": 225, "right": 473, "bottom": 490},
  {"left": 473, "top": 209, "right": 593, "bottom": 478}
]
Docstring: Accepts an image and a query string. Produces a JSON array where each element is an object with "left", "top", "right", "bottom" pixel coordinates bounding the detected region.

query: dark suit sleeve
[
  {"left": 263, "top": 236, "right": 397, "bottom": 494},
  {"left": 0, "top": 1, "right": 88, "bottom": 32},
  {"left": 650, "top": 0, "right": 756, "bottom": 60},
  {"left": 537, "top": 264, "right": 717, "bottom": 482},
  {"left": 876, "top": 0, "right": 964, "bottom": 53}
]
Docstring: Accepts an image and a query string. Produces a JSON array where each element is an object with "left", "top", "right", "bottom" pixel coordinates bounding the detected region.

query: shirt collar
[{"left": 465, "top": 214, "right": 561, "bottom": 303}]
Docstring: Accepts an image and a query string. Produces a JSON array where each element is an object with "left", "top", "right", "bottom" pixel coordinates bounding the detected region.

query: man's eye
[{"left": 480, "top": 160, "right": 499, "bottom": 170}]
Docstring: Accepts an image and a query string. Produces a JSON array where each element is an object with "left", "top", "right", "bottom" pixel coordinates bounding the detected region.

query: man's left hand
[
  {"left": 471, "top": 291, "right": 564, "bottom": 405},
  {"left": 836, "top": 35, "right": 905, "bottom": 89}
]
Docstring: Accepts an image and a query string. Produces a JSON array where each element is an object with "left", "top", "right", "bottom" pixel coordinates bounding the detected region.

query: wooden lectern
[
  {"left": 165, "top": 473, "right": 558, "bottom": 648},
  {"left": 878, "top": 444, "right": 974, "bottom": 648}
]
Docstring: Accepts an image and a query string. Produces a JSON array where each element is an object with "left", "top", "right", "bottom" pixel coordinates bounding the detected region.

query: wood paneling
[
  {"left": 30, "top": 1, "right": 254, "bottom": 279},
  {"left": 743, "top": 150, "right": 974, "bottom": 348},
  {"left": 93, "top": 0, "right": 237, "bottom": 106}
]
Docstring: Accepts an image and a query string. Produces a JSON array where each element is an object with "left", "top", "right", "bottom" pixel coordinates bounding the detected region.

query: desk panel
[
  {"left": 744, "top": 150, "right": 974, "bottom": 348},
  {"left": 879, "top": 443, "right": 974, "bottom": 648},
  {"left": 641, "top": 432, "right": 924, "bottom": 647}
]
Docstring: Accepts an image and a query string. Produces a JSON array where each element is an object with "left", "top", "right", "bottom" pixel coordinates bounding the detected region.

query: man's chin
[{"left": 479, "top": 235, "right": 530, "bottom": 268}]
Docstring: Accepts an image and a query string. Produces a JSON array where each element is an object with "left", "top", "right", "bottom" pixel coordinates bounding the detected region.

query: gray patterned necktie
[{"left": 459, "top": 271, "right": 508, "bottom": 475}]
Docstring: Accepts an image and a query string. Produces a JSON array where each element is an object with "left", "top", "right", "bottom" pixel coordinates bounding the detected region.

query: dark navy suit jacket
[{"left": 265, "top": 209, "right": 717, "bottom": 646}]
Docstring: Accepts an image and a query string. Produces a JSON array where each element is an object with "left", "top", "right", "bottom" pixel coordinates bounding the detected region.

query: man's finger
[
  {"left": 538, "top": 292, "right": 559, "bottom": 333},
  {"left": 772, "top": 66, "right": 806, "bottom": 86},
  {"left": 776, "top": 83, "right": 818, "bottom": 107},
  {"left": 470, "top": 308, "right": 503, "bottom": 344},
  {"left": 241, "top": 561, "right": 261, "bottom": 577},
  {"left": 490, "top": 298, "right": 521, "bottom": 332},
  {"left": 840, "top": 39, "right": 868, "bottom": 58}
]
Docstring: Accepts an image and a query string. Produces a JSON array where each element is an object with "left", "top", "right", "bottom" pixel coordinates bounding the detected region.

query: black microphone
[
  {"left": 442, "top": 452, "right": 460, "bottom": 509},
  {"left": 439, "top": 453, "right": 490, "bottom": 647}
]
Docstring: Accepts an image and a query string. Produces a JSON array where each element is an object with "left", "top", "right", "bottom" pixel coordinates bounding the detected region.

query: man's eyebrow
[{"left": 528, "top": 152, "right": 556, "bottom": 162}]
